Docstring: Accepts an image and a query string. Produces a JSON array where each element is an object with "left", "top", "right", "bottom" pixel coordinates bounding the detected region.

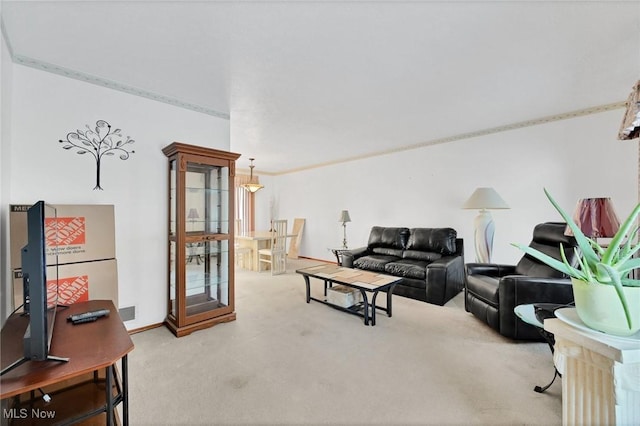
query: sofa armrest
[
  {"left": 498, "top": 276, "right": 574, "bottom": 340},
  {"left": 465, "top": 263, "right": 516, "bottom": 277},
  {"left": 425, "top": 254, "right": 465, "bottom": 306},
  {"left": 341, "top": 247, "right": 368, "bottom": 268}
]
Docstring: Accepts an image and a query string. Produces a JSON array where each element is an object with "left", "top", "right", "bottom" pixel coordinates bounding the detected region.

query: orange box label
[
  {"left": 47, "top": 275, "right": 89, "bottom": 305},
  {"left": 45, "top": 217, "right": 86, "bottom": 247}
]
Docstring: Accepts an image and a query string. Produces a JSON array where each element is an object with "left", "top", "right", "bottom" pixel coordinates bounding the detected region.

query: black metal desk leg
[
  {"left": 122, "top": 355, "right": 129, "bottom": 426},
  {"left": 106, "top": 365, "right": 114, "bottom": 426}
]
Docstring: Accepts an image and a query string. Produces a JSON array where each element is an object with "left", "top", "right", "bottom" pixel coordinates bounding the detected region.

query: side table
[
  {"left": 545, "top": 310, "right": 640, "bottom": 426},
  {"left": 514, "top": 303, "right": 561, "bottom": 393},
  {"left": 328, "top": 248, "right": 350, "bottom": 266}
]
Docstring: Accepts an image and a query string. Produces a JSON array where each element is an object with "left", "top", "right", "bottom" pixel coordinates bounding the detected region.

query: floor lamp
[{"left": 463, "top": 187, "right": 510, "bottom": 263}]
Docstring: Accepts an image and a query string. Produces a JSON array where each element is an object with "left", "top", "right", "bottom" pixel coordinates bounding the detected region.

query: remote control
[
  {"left": 67, "top": 309, "right": 110, "bottom": 323},
  {"left": 72, "top": 316, "right": 98, "bottom": 325}
]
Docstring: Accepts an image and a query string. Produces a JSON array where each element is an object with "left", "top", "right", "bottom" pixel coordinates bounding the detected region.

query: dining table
[{"left": 236, "top": 230, "right": 298, "bottom": 271}]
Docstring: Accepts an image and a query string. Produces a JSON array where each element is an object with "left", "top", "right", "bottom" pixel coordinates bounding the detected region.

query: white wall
[
  {"left": 1, "top": 3, "right": 15, "bottom": 325},
  {"left": 270, "top": 109, "right": 637, "bottom": 266},
  {"left": 6, "top": 64, "right": 230, "bottom": 329}
]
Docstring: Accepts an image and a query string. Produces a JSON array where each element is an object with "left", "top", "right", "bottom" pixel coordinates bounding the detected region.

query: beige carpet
[{"left": 128, "top": 259, "right": 561, "bottom": 425}]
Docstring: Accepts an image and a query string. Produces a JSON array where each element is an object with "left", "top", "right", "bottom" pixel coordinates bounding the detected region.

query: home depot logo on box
[
  {"left": 45, "top": 217, "right": 87, "bottom": 256},
  {"left": 47, "top": 275, "right": 90, "bottom": 305}
]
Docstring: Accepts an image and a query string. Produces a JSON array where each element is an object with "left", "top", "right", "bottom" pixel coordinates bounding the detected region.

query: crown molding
[
  {"left": 1, "top": 14, "right": 626, "bottom": 176},
  {"left": 1, "top": 15, "right": 231, "bottom": 144},
  {"left": 11, "top": 54, "right": 230, "bottom": 120},
  {"left": 273, "top": 101, "right": 627, "bottom": 175}
]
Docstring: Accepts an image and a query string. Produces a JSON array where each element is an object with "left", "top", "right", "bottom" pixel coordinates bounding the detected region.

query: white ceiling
[{"left": 2, "top": 1, "right": 639, "bottom": 173}]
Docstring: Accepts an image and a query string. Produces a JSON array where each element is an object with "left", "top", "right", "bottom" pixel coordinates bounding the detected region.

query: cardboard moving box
[
  {"left": 10, "top": 204, "right": 116, "bottom": 270},
  {"left": 10, "top": 203, "right": 118, "bottom": 311},
  {"left": 13, "top": 259, "right": 118, "bottom": 310}
]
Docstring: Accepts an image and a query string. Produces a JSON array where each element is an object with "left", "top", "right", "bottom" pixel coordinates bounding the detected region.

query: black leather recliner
[{"left": 464, "top": 222, "right": 578, "bottom": 340}]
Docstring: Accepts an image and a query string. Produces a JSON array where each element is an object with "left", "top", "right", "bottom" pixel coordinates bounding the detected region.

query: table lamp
[
  {"left": 339, "top": 210, "right": 351, "bottom": 249},
  {"left": 462, "top": 187, "right": 510, "bottom": 263},
  {"left": 187, "top": 208, "right": 199, "bottom": 231},
  {"left": 565, "top": 197, "right": 620, "bottom": 241}
]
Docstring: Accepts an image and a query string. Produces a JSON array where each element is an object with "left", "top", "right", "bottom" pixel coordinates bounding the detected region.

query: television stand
[
  {"left": 0, "top": 354, "right": 69, "bottom": 376},
  {"left": 1, "top": 300, "right": 133, "bottom": 425}
]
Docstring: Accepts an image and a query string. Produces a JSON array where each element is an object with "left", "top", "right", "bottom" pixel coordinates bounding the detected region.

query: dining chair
[
  {"left": 234, "top": 219, "right": 251, "bottom": 269},
  {"left": 258, "top": 219, "right": 288, "bottom": 275}
]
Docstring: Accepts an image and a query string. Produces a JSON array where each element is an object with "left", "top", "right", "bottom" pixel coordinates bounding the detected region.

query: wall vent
[{"left": 119, "top": 306, "right": 135, "bottom": 322}]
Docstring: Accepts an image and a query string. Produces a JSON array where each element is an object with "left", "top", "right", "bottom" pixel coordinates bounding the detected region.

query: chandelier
[{"left": 241, "top": 158, "right": 264, "bottom": 193}]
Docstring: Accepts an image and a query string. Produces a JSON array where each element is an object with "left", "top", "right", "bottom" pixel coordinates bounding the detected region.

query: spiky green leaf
[
  {"left": 597, "top": 263, "right": 632, "bottom": 329},
  {"left": 511, "top": 243, "right": 581, "bottom": 278},
  {"left": 543, "top": 188, "right": 601, "bottom": 267},
  {"left": 621, "top": 278, "right": 640, "bottom": 287},
  {"left": 603, "top": 203, "right": 640, "bottom": 264}
]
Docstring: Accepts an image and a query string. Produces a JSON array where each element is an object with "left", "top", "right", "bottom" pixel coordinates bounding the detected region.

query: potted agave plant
[{"left": 513, "top": 188, "right": 640, "bottom": 337}]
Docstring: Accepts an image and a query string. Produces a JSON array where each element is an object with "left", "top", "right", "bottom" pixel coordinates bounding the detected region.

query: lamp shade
[
  {"left": 187, "top": 208, "right": 199, "bottom": 219},
  {"left": 339, "top": 210, "right": 351, "bottom": 223},
  {"left": 566, "top": 197, "right": 621, "bottom": 238},
  {"left": 462, "top": 188, "right": 510, "bottom": 210},
  {"left": 241, "top": 158, "right": 264, "bottom": 193},
  {"left": 242, "top": 182, "right": 264, "bottom": 193}
]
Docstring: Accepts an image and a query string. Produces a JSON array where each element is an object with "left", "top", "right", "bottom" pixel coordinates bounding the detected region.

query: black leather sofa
[
  {"left": 342, "top": 226, "right": 464, "bottom": 306},
  {"left": 464, "top": 222, "right": 579, "bottom": 340}
]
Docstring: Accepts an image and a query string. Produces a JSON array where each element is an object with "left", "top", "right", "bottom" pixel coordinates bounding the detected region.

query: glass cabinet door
[
  {"left": 183, "top": 239, "right": 229, "bottom": 316},
  {"left": 185, "top": 161, "right": 229, "bottom": 235}
]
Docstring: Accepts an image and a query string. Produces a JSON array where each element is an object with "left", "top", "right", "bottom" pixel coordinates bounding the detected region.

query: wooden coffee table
[{"left": 296, "top": 264, "right": 402, "bottom": 326}]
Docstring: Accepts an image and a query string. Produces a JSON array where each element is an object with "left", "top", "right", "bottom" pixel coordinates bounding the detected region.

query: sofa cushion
[
  {"left": 407, "top": 228, "right": 457, "bottom": 255},
  {"left": 384, "top": 259, "right": 430, "bottom": 280},
  {"left": 367, "top": 226, "right": 409, "bottom": 250},
  {"left": 353, "top": 254, "right": 399, "bottom": 272},
  {"left": 372, "top": 247, "right": 404, "bottom": 257},
  {"left": 402, "top": 250, "right": 442, "bottom": 262}
]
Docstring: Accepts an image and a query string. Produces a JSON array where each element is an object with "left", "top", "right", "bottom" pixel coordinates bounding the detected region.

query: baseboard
[
  {"left": 127, "top": 322, "right": 164, "bottom": 335},
  {"left": 298, "top": 256, "right": 335, "bottom": 264}
]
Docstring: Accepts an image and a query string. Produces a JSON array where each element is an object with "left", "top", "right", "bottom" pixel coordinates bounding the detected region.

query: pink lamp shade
[{"left": 566, "top": 197, "right": 621, "bottom": 238}]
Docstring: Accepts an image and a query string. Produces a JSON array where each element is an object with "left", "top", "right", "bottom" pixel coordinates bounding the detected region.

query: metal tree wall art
[{"left": 59, "top": 120, "right": 135, "bottom": 190}]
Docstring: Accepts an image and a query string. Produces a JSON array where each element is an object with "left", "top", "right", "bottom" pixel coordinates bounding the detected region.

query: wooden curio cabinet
[{"left": 162, "top": 142, "right": 240, "bottom": 337}]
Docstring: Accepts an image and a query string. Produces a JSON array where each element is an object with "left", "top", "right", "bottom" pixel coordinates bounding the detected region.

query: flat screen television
[{"left": 1, "top": 201, "right": 68, "bottom": 376}]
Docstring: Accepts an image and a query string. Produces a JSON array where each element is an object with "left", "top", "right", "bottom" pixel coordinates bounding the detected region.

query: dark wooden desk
[{"left": 1, "top": 300, "right": 134, "bottom": 425}]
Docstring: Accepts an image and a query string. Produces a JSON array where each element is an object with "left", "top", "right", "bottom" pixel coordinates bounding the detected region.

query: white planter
[{"left": 572, "top": 278, "right": 640, "bottom": 336}]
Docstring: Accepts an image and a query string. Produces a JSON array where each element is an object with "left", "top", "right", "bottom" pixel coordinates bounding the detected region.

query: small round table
[
  {"left": 514, "top": 303, "right": 562, "bottom": 393},
  {"left": 328, "top": 248, "right": 351, "bottom": 266}
]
